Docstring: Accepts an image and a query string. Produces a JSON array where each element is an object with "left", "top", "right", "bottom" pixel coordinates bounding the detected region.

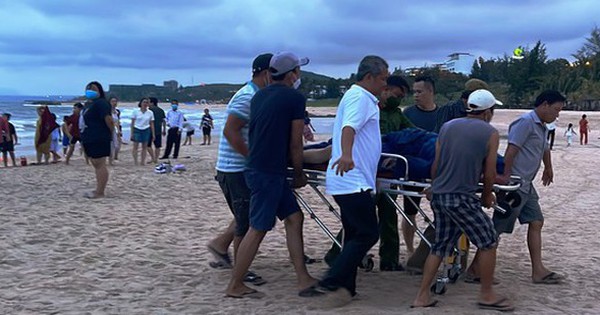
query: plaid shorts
[{"left": 431, "top": 193, "right": 498, "bottom": 257}]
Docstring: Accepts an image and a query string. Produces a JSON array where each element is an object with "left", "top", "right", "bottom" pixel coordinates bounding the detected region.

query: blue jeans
[{"left": 320, "top": 190, "right": 379, "bottom": 296}]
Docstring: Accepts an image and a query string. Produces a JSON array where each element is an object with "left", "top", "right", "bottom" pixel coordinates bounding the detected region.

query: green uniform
[{"left": 324, "top": 100, "right": 413, "bottom": 270}]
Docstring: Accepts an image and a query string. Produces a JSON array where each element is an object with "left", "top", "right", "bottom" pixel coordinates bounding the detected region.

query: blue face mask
[
  {"left": 85, "top": 90, "right": 99, "bottom": 99},
  {"left": 171, "top": 104, "right": 178, "bottom": 110}
]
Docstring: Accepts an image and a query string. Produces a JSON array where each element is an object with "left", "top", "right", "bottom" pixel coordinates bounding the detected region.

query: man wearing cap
[
  {"left": 207, "top": 53, "right": 273, "bottom": 285},
  {"left": 413, "top": 90, "right": 513, "bottom": 311},
  {"left": 319, "top": 55, "right": 389, "bottom": 305},
  {"left": 493, "top": 90, "right": 565, "bottom": 285},
  {"left": 434, "top": 78, "right": 489, "bottom": 133},
  {"left": 226, "top": 51, "right": 319, "bottom": 299}
]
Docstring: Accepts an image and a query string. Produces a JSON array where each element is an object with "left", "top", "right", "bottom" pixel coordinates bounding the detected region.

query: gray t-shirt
[
  {"left": 507, "top": 110, "right": 548, "bottom": 193},
  {"left": 403, "top": 104, "right": 439, "bottom": 132},
  {"left": 432, "top": 117, "right": 496, "bottom": 195}
]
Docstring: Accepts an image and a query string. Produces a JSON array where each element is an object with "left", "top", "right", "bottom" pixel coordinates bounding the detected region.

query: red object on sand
[{"left": 20, "top": 156, "right": 27, "bottom": 166}]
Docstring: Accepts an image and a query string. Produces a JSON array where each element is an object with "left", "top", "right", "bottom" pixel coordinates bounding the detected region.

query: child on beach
[
  {"left": 50, "top": 113, "right": 62, "bottom": 163},
  {"left": 182, "top": 118, "right": 195, "bottom": 146},
  {"left": 565, "top": 123, "right": 577, "bottom": 147},
  {"left": 61, "top": 116, "right": 70, "bottom": 155}
]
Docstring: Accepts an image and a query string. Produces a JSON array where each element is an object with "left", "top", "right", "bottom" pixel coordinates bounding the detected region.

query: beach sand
[{"left": 1, "top": 109, "right": 600, "bottom": 314}]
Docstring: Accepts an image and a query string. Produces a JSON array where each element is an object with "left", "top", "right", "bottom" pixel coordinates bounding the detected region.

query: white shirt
[
  {"left": 326, "top": 84, "right": 381, "bottom": 195},
  {"left": 132, "top": 109, "right": 155, "bottom": 130},
  {"left": 166, "top": 110, "right": 185, "bottom": 131}
]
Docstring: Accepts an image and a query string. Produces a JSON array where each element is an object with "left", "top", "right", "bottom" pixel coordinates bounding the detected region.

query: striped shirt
[{"left": 215, "top": 82, "right": 259, "bottom": 172}]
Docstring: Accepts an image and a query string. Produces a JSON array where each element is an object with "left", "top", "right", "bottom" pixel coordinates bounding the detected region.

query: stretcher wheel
[
  {"left": 448, "top": 267, "right": 461, "bottom": 283},
  {"left": 359, "top": 254, "right": 374, "bottom": 272},
  {"left": 430, "top": 281, "right": 447, "bottom": 295}
]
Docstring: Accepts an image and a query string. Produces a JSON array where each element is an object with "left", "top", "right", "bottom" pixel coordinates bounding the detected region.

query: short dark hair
[
  {"left": 414, "top": 76, "right": 435, "bottom": 93},
  {"left": 85, "top": 81, "right": 106, "bottom": 99},
  {"left": 171, "top": 99, "right": 179, "bottom": 104},
  {"left": 109, "top": 95, "right": 118, "bottom": 102},
  {"left": 74, "top": 102, "right": 84, "bottom": 109},
  {"left": 356, "top": 55, "right": 388, "bottom": 81},
  {"left": 63, "top": 115, "right": 69, "bottom": 121},
  {"left": 386, "top": 75, "right": 410, "bottom": 93},
  {"left": 534, "top": 90, "right": 566, "bottom": 107},
  {"left": 149, "top": 97, "right": 158, "bottom": 106},
  {"left": 582, "top": 114, "right": 587, "bottom": 119},
  {"left": 3, "top": 113, "right": 11, "bottom": 120}
]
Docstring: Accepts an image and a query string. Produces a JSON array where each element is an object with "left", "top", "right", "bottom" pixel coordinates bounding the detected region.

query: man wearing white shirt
[
  {"left": 319, "top": 55, "right": 389, "bottom": 305},
  {"left": 161, "top": 99, "right": 185, "bottom": 159}
]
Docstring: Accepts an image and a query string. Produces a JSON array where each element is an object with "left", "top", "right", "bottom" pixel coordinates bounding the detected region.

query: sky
[{"left": 0, "top": 0, "right": 598, "bottom": 95}]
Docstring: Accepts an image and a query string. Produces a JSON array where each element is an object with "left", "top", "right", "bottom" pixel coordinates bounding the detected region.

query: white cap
[
  {"left": 269, "top": 51, "right": 309, "bottom": 76},
  {"left": 466, "top": 89, "right": 503, "bottom": 112}
]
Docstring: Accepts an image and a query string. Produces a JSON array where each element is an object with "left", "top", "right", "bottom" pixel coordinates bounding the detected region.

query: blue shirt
[
  {"left": 215, "top": 82, "right": 258, "bottom": 173},
  {"left": 403, "top": 104, "right": 439, "bottom": 132},
  {"left": 166, "top": 110, "right": 184, "bottom": 131},
  {"left": 246, "top": 84, "right": 305, "bottom": 175}
]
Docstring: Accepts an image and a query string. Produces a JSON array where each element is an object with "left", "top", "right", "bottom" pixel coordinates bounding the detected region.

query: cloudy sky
[{"left": 0, "top": 0, "right": 598, "bottom": 95}]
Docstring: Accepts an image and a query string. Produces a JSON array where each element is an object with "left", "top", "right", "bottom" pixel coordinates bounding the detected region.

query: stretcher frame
[{"left": 290, "top": 153, "right": 521, "bottom": 286}]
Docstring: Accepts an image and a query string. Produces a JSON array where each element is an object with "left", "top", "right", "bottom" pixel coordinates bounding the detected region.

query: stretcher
[{"left": 290, "top": 153, "right": 522, "bottom": 292}]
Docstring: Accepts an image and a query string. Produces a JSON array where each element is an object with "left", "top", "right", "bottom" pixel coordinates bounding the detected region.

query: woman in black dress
[{"left": 81, "top": 81, "right": 114, "bottom": 198}]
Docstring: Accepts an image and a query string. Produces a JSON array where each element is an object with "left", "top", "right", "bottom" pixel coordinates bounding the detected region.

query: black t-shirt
[
  {"left": 81, "top": 98, "right": 112, "bottom": 144},
  {"left": 3, "top": 123, "right": 15, "bottom": 142},
  {"left": 149, "top": 106, "right": 165, "bottom": 134},
  {"left": 247, "top": 84, "right": 305, "bottom": 175}
]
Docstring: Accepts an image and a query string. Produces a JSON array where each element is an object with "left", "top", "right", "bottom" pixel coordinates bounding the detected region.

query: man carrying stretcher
[{"left": 411, "top": 89, "right": 514, "bottom": 311}]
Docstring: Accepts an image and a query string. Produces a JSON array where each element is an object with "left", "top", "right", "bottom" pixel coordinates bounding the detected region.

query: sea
[{"left": 0, "top": 95, "right": 335, "bottom": 158}]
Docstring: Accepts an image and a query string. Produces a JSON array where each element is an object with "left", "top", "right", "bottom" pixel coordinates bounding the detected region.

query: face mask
[
  {"left": 85, "top": 90, "right": 99, "bottom": 99},
  {"left": 384, "top": 96, "right": 401, "bottom": 109},
  {"left": 293, "top": 78, "right": 302, "bottom": 90},
  {"left": 171, "top": 104, "right": 178, "bottom": 111}
]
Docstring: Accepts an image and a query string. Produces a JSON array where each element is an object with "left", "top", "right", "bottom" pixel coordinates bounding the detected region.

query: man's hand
[
  {"left": 482, "top": 192, "right": 496, "bottom": 208},
  {"left": 331, "top": 154, "right": 354, "bottom": 176},
  {"left": 162, "top": 130, "right": 166, "bottom": 136},
  {"left": 542, "top": 168, "right": 554, "bottom": 186},
  {"left": 292, "top": 171, "right": 308, "bottom": 189}
]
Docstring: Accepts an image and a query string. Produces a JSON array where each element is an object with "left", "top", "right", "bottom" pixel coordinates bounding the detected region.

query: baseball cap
[
  {"left": 465, "top": 78, "right": 489, "bottom": 91},
  {"left": 269, "top": 51, "right": 309, "bottom": 76},
  {"left": 467, "top": 89, "right": 503, "bottom": 112},
  {"left": 252, "top": 53, "right": 273, "bottom": 75}
]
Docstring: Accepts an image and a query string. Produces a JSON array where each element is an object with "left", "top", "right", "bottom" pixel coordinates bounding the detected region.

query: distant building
[
  {"left": 163, "top": 80, "right": 178, "bottom": 91},
  {"left": 444, "top": 53, "right": 475, "bottom": 75}
]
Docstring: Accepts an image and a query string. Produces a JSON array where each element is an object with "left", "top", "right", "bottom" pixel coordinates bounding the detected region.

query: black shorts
[
  {"left": 202, "top": 127, "right": 211, "bottom": 136},
  {"left": 147, "top": 134, "right": 162, "bottom": 148},
  {"left": 216, "top": 171, "right": 251, "bottom": 236},
  {"left": 186, "top": 130, "right": 195, "bottom": 137},
  {"left": 1, "top": 141, "right": 13, "bottom": 153},
  {"left": 83, "top": 141, "right": 111, "bottom": 159},
  {"left": 70, "top": 136, "right": 81, "bottom": 145}
]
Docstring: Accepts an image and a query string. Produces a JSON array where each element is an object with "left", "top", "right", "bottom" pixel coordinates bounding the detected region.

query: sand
[{"left": 1, "top": 109, "right": 600, "bottom": 314}]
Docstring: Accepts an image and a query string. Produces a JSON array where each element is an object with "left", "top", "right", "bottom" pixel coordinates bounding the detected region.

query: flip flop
[
  {"left": 304, "top": 255, "right": 320, "bottom": 265},
  {"left": 533, "top": 272, "right": 563, "bottom": 284},
  {"left": 207, "top": 245, "right": 232, "bottom": 268},
  {"left": 226, "top": 289, "right": 266, "bottom": 299},
  {"left": 244, "top": 271, "right": 267, "bottom": 286},
  {"left": 464, "top": 274, "right": 500, "bottom": 285},
  {"left": 209, "top": 261, "right": 231, "bottom": 270},
  {"left": 298, "top": 285, "right": 325, "bottom": 297},
  {"left": 478, "top": 297, "right": 514, "bottom": 312},
  {"left": 410, "top": 300, "right": 438, "bottom": 308}
]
